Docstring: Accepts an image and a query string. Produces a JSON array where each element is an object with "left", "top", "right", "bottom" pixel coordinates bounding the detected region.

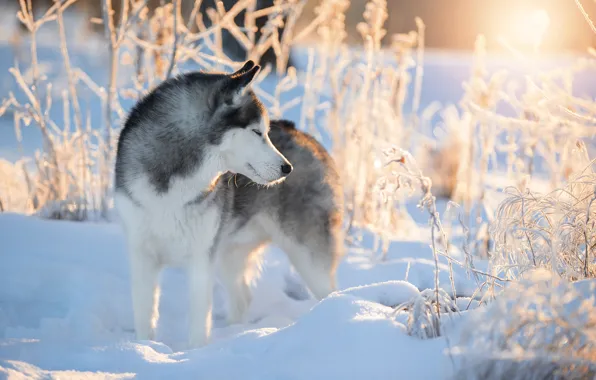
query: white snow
[{"left": 0, "top": 213, "right": 473, "bottom": 379}]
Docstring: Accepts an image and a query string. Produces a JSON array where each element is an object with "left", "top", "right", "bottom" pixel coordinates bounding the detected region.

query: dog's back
[{"left": 225, "top": 120, "right": 343, "bottom": 248}]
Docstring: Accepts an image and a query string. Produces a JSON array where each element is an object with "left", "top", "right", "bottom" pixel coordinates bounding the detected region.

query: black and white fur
[{"left": 114, "top": 61, "right": 344, "bottom": 348}]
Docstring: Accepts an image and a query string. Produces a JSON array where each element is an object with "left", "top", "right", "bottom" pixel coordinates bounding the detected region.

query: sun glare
[{"left": 508, "top": 8, "right": 551, "bottom": 50}]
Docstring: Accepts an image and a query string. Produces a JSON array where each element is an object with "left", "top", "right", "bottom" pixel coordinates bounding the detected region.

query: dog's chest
[{"left": 145, "top": 203, "right": 223, "bottom": 265}]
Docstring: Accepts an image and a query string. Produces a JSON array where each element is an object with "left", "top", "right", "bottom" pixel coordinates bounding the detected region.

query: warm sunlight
[{"left": 503, "top": 7, "right": 551, "bottom": 50}]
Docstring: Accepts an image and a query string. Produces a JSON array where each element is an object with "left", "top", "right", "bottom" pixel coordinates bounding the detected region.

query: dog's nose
[{"left": 281, "top": 164, "right": 293, "bottom": 175}]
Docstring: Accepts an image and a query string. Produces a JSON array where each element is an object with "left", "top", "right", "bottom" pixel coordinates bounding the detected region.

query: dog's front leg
[
  {"left": 187, "top": 253, "right": 214, "bottom": 348},
  {"left": 129, "top": 249, "right": 161, "bottom": 342}
]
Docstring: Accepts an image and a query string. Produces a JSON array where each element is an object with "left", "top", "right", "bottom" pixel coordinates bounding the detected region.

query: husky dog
[{"left": 114, "top": 61, "right": 344, "bottom": 348}]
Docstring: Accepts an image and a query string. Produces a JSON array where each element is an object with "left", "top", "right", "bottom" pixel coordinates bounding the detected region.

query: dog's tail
[{"left": 273, "top": 119, "right": 296, "bottom": 129}]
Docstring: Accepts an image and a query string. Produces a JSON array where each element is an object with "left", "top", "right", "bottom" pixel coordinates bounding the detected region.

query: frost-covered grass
[
  {"left": 455, "top": 269, "right": 596, "bottom": 380},
  {"left": 2, "top": 0, "right": 596, "bottom": 378},
  {"left": 492, "top": 144, "right": 596, "bottom": 281}
]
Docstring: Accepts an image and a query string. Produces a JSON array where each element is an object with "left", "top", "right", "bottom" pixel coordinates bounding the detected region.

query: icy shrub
[
  {"left": 419, "top": 105, "right": 472, "bottom": 201},
  {"left": 296, "top": 0, "right": 427, "bottom": 252},
  {"left": 393, "top": 287, "right": 458, "bottom": 339},
  {"left": 378, "top": 147, "right": 507, "bottom": 337},
  {"left": 0, "top": 159, "right": 30, "bottom": 213},
  {"left": 491, "top": 141, "right": 596, "bottom": 281},
  {"left": 454, "top": 269, "right": 596, "bottom": 380}
]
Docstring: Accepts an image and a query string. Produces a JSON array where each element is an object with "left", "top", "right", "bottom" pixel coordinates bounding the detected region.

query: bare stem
[
  {"left": 165, "top": 0, "right": 181, "bottom": 79},
  {"left": 574, "top": 0, "right": 596, "bottom": 35},
  {"left": 101, "top": 0, "right": 118, "bottom": 217},
  {"left": 583, "top": 194, "right": 595, "bottom": 277}
]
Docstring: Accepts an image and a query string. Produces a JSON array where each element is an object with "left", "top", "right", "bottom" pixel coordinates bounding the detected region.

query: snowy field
[
  {"left": 2, "top": 4, "right": 596, "bottom": 380},
  {"left": 0, "top": 213, "right": 468, "bottom": 379},
  {"left": 2, "top": 210, "right": 594, "bottom": 379}
]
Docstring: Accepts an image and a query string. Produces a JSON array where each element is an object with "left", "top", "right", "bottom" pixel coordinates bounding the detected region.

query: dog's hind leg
[
  {"left": 281, "top": 240, "right": 338, "bottom": 300},
  {"left": 128, "top": 240, "right": 161, "bottom": 342},
  {"left": 263, "top": 213, "right": 343, "bottom": 300},
  {"left": 274, "top": 228, "right": 343, "bottom": 300},
  {"left": 217, "top": 242, "right": 267, "bottom": 324}
]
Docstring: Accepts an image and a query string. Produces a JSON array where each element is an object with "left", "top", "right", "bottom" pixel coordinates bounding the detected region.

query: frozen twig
[
  {"left": 574, "top": 0, "right": 596, "bottom": 35},
  {"left": 165, "top": 0, "right": 181, "bottom": 78}
]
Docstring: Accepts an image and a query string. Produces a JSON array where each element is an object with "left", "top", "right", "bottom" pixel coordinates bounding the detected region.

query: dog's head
[{"left": 203, "top": 61, "right": 292, "bottom": 185}]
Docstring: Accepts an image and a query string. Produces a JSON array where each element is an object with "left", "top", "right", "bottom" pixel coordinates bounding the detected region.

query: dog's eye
[{"left": 252, "top": 129, "right": 262, "bottom": 137}]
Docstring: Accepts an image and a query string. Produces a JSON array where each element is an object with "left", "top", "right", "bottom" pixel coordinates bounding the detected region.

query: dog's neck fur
[
  {"left": 128, "top": 146, "right": 225, "bottom": 209},
  {"left": 180, "top": 150, "right": 226, "bottom": 204},
  {"left": 185, "top": 174, "right": 225, "bottom": 206}
]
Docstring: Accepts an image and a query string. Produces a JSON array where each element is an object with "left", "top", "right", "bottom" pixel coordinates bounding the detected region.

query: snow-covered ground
[
  {"left": 0, "top": 213, "right": 475, "bottom": 379},
  {"left": 3, "top": 212, "right": 593, "bottom": 379}
]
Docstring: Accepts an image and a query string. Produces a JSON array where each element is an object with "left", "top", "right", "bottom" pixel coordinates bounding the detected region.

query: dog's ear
[
  {"left": 223, "top": 60, "right": 261, "bottom": 103},
  {"left": 209, "top": 62, "right": 261, "bottom": 112},
  {"left": 231, "top": 60, "right": 255, "bottom": 77},
  {"left": 224, "top": 62, "right": 261, "bottom": 101}
]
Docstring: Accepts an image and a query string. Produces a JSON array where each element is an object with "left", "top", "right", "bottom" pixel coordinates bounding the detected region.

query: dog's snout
[{"left": 281, "top": 163, "right": 293, "bottom": 175}]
